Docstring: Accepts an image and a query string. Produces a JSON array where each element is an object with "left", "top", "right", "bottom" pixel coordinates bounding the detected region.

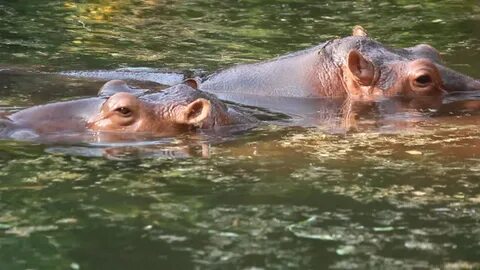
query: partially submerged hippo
[
  {"left": 0, "top": 80, "right": 255, "bottom": 139},
  {"left": 199, "top": 26, "right": 480, "bottom": 98}
]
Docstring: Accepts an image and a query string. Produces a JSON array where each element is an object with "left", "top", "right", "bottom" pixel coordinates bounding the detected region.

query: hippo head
[
  {"left": 327, "top": 26, "right": 480, "bottom": 98},
  {"left": 87, "top": 80, "right": 232, "bottom": 135}
]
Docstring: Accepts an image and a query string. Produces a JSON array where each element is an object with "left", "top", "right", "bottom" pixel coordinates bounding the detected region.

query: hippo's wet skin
[
  {"left": 200, "top": 26, "right": 480, "bottom": 99},
  {"left": 1, "top": 80, "right": 255, "bottom": 139}
]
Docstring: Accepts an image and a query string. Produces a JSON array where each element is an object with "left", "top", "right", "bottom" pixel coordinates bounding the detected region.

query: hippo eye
[
  {"left": 414, "top": 74, "right": 432, "bottom": 87},
  {"left": 114, "top": 107, "right": 132, "bottom": 117}
]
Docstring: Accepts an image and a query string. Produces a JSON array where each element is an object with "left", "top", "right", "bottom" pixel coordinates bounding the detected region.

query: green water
[{"left": 1, "top": 0, "right": 480, "bottom": 269}]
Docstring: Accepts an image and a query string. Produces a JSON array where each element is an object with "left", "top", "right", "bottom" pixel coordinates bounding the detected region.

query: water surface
[{"left": 0, "top": 0, "right": 480, "bottom": 269}]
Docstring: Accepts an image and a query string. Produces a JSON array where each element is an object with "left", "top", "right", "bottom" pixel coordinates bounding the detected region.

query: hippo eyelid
[
  {"left": 114, "top": 107, "right": 133, "bottom": 117},
  {"left": 416, "top": 74, "right": 432, "bottom": 84},
  {"left": 413, "top": 74, "right": 433, "bottom": 87}
]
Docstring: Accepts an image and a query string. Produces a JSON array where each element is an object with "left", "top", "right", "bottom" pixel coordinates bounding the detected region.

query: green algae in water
[{"left": 1, "top": 0, "right": 480, "bottom": 269}]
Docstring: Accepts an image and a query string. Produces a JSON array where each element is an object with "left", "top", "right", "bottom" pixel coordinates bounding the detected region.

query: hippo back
[{"left": 9, "top": 98, "right": 104, "bottom": 133}]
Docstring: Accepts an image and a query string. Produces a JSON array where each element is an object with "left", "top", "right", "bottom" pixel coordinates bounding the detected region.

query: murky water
[{"left": 1, "top": 0, "right": 480, "bottom": 269}]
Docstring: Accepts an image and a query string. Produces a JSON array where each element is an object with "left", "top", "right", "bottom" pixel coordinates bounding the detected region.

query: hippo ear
[
  {"left": 347, "top": 50, "right": 375, "bottom": 86},
  {"left": 98, "top": 80, "right": 147, "bottom": 97},
  {"left": 183, "top": 77, "right": 201, "bottom": 90},
  {"left": 178, "top": 98, "right": 211, "bottom": 125},
  {"left": 352, "top": 25, "right": 368, "bottom": 37}
]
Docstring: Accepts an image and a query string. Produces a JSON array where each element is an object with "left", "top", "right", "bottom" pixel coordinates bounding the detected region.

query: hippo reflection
[
  {"left": 200, "top": 26, "right": 480, "bottom": 99},
  {"left": 0, "top": 80, "right": 255, "bottom": 140}
]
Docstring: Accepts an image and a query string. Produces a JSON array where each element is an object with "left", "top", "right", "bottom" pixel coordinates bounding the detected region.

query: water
[{"left": 1, "top": 0, "right": 480, "bottom": 269}]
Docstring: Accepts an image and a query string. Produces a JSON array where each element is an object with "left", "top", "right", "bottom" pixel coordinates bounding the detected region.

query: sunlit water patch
[{"left": 2, "top": 121, "right": 480, "bottom": 269}]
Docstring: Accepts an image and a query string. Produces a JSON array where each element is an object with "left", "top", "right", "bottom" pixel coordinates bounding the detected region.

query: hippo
[
  {"left": 198, "top": 26, "right": 480, "bottom": 99},
  {"left": 0, "top": 80, "right": 255, "bottom": 140}
]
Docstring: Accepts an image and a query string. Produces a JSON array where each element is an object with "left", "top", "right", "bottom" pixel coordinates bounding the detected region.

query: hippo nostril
[{"left": 415, "top": 75, "right": 432, "bottom": 85}]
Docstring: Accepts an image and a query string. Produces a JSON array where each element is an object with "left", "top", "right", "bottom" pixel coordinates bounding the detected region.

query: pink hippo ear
[
  {"left": 177, "top": 98, "right": 211, "bottom": 125},
  {"left": 347, "top": 50, "right": 375, "bottom": 86},
  {"left": 183, "top": 77, "right": 201, "bottom": 90}
]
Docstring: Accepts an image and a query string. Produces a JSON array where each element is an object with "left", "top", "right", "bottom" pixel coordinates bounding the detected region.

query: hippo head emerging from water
[
  {"left": 200, "top": 26, "right": 480, "bottom": 99},
  {"left": 331, "top": 26, "right": 480, "bottom": 97},
  {"left": 3, "top": 80, "right": 252, "bottom": 139},
  {"left": 87, "top": 80, "right": 237, "bottom": 134}
]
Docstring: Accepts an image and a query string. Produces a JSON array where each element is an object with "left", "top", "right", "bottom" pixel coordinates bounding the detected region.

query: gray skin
[
  {"left": 1, "top": 80, "right": 255, "bottom": 138},
  {"left": 199, "top": 26, "right": 480, "bottom": 99}
]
